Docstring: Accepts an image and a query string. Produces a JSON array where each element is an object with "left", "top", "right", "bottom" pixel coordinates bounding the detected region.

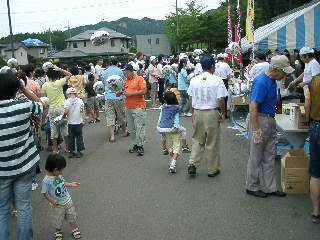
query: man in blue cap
[{"left": 187, "top": 54, "right": 228, "bottom": 177}]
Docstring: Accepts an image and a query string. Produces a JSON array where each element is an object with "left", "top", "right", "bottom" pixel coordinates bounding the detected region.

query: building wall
[
  {"left": 66, "top": 38, "right": 129, "bottom": 54},
  {"left": 27, "top": 47, "right": 48, "bottom": 59},
  {"left": 136, "top": 34, "right": 171, "bottom": 56},
  {"left": 2, "top": 47, "right": 28, "bottom": 65}
]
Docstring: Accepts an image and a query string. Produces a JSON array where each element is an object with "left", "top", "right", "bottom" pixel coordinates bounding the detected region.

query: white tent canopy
[{"left": 241, "top": 1, "right": 320, "bottom": 52}]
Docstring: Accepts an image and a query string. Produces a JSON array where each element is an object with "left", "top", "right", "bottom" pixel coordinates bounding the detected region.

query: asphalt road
[{"left": 24, "top": 110, "right": 320, "bottom": 239}]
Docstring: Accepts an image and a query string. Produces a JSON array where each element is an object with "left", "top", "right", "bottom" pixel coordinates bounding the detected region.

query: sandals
[
  {"left": 54, "top": 231, "right": 63, "bottom": 240},
  {"left": 95, "top": 118, "right": 101, "bottom": 122},
  {"left": 72, "top": 228, "right": 81, "bottom": 239},
  {"left": 88, "top": 120, "right": 96, "bottom": 124}
]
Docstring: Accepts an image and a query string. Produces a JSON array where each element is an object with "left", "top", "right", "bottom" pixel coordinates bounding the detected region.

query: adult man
[
  {"left": 306, "top": 73, "right": 320, "bottom": 223},
  {"left": 103, "top": 58, "right": 128, "bottom": 142},
  {"left": 95, "top": 56, "right": 104, "bottom": 81},
  {"left": 249, "top": 52, "right": 270, "bottom": 80},
  {"left": 246, "top": 55, "right": 294, "bottom": 198},
  {"left": 123, "top": 64, "right": 147, "bottom": 156},
  {"left": 148, "top": 56, "right": 161, "bottom": 107},
  {"left": 187, "top": 54, "right": 228, "bottom": 177},
  {"left": 215, "top": 55, "right": 233, "bottom": 118},
  {"left": 157, "top": 55, "right": 165, "bottom": 105}
]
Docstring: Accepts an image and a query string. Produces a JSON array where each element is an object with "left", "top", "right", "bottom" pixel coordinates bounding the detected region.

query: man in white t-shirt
[
  {"left": 289, "top": 47, "right": 320, "bottom": 95},
  {"left": 194, "top": 57, "right": 203, "bottom": 75},
  {"left": 95, "top": 57, "right": 104, "bottom": 81},
  {"left": 215, "top": 55, "right": 233, "bottom": 117},
  {"left": 249, "top": 52, "right": 270, "bottom": 80},
  {"left": 187, "top": 54, "right": 228, "bottom": 177},
  {"left": 63, "top": 87, "right": 85, "bottom": 158}
]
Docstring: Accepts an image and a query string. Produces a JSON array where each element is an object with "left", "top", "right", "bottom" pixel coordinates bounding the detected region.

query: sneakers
[
  {"left": 137, "top": 146, "right": 144, "bottom": 156},
  {"left": 182, "top": 145, "right": 191, "bottom": 153},
  {"left": 69, "top": 152, "right": 76, "bottom": 158},
  {"left": 32, "top": 182, "right": 38, "bottom": 191},
  {"left": 169, "top": 160, "right": 176, "bottom": 173},
  {"left": 311, "top": 214, "right": 320, "bottom": 224},
  {"left": 75, "top": 152, "right": 83, "bottom": 158},
  {"left": 129, "top": 145, "right": 138, "bottom": 153},
  {"left": 163, "top": 148, "right": 169, "bottom": 155},
  {"left": 188, "top": 164, "right": 196, "bottom": 176},
  {"left": 184, "top": 112, "right": 192, "bottom": 117}
]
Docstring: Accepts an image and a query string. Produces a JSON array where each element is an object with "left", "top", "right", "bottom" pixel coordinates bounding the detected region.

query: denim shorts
[{"left": 309, "top": 121, "right": 320, "bottom": 179}]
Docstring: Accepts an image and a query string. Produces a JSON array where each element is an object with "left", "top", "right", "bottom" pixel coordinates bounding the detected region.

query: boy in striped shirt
[{"left": 0, "top": 70, "right": 42, "bottom": 240}]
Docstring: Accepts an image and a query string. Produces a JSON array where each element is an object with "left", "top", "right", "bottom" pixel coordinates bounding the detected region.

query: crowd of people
[{"left": 0, "top": 46, "right": 319, "bottom": 239}]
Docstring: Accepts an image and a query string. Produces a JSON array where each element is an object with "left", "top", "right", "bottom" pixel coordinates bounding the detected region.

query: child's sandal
[
  {"left": 54, "top": 231, "right": 63, "bottom": 240},
  {"left": 72, "top": 228, "right": 81, "bottom": 239}
]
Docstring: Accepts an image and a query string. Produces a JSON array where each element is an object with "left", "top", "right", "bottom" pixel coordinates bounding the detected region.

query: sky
[{"left": 0, "top": 0, "right": 221, "bottom": 38}]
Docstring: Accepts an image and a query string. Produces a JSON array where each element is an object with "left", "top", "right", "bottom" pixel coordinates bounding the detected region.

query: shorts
[
  {"left": 48, "top": 107, "right": 68, "bottom": 139},
  {"left": 150, "top": 82, "right": 158, "bottom": 94},
  {"left": 105, "top": 100, "right": 126, "bottom": 127},
  {"left": 309, "top": 121, "right": 320, "bottom": 179},
  {"left": 165, "top": 132, "right": 180, "bottom": 154},
  {"left": 87, "top": 97, "right": 98, "bottom": 110},
  {"left": 53, "top": 200, "right": 77, "bottom": 229}
]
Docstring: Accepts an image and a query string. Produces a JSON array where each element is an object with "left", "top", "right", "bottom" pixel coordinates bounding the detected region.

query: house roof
[
  {"left": 22, "top": 38, "right": 49, "bottom": 47},
  {"left": 49, "top": 49, "right": 127, "bottom": 59},
  {"left": 65, "top": 27, "right": 131, "bottom": 42}
]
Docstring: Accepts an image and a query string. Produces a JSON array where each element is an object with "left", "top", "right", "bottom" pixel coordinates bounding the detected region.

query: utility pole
[
  {"left": 49, "top": 28, "right": 53, "bottom": 54},
  {"left": 67, "top": 20, "right": 71, "bottom": 38},
  {"left": 6, "top": 0, "right": 14, "bottom": 58},
  {"left": 176, "top": 0, "right": 179, "bottom": 53}
]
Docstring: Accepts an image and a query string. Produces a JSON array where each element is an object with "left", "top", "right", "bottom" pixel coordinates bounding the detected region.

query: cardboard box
[
  {"left": 281, "top": 150, "right": 309, "bottom": 194},
  {"left": 232, "top": 95, "right": 250, "bottom": 106},
  {"left": 297, "top": 105, "right": 309, "bottom": 129}
]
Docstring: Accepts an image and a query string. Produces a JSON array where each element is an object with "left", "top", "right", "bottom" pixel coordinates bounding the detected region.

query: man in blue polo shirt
[{"left": 246, "top": 55, "right": 295, "bottom": 198}]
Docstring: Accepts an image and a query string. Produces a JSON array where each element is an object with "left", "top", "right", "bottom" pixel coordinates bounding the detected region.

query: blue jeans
[
  {"left": 68, "top": 124, "right": 85, "bottom": 153},
  {"left": 309, "top": 121, "right": 320, "bottom": 179},
  {"left": 179, "top": 90, "right": 190, "bottom": 114},
  {"left": 0, "top": 169, "right": 35, "bottom": 240}
]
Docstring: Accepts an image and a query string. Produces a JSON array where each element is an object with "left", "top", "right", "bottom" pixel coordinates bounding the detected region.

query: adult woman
[
  {"left": 178, "top": 58, "right": 191, "bottom": 116},
  {"left": 42, "top": 65, "right": 71, "bottom": 153}
]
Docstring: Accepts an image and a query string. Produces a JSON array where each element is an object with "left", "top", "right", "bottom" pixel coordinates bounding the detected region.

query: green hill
[{"left": 0, "top": 17, "right": 165, "bottom": 51}]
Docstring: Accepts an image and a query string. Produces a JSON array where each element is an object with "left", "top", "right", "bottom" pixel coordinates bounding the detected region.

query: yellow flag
[{"left": 246, "top": 0, "right": 254, "bottom": 43}]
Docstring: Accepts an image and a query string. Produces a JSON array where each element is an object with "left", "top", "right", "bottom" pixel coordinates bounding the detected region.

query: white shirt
[
  {"left": 157, "top": 63, "right": 163, "bottom": 75},
  {"left": 64, "top": 97, "right": 84, "bottom": 125},
  {"left": 95, "top": 65, "right": 103, "bottom": 80},
  {"left": 233, "top": 82, "right": 248, "bottom": 95},
  {"left": 249, "top": 62, "right": 270, "bottom": 80},
  {"left": 194, "top": 63, "right": 203, "bottom": 75},
  {"left": 215, "top": 61, "right": 233, "bottom": 79},
  {"left": 304, "top": 58, "right": 320, "bottom": 83},
  {"left": 148, "top": 64, "right": 159, "bottom": 84},
  {"left": 187, "top": 72, "right": 228, "bottom": 110}
]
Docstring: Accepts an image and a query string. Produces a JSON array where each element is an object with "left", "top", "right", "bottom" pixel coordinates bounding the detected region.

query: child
[
  {"left": 162, "top": 83, "right": 191, "bottom": 154},
  {"left": 41, "top": 153, "right": 81, "bottom": 240},
  {"left": 63, "top": 87, "right": 85, "bottom": 158},
  {"left": 157, "top": 91, "right": 181, "bottom": 173}
]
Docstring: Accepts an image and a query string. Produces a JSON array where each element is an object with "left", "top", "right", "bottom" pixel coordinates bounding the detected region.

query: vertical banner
[
  {"left": 235, "top": 0, "right": 243, "bottom": 64},
  {"left": 227, "top": 0, "right": 233, "bottom": 61},
  {"left": 246, "top": 0, "right": 254, "bottom": 43}
]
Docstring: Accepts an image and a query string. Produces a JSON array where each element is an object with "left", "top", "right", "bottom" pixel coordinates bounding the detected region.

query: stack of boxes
[{"left": 281, "top": 149, "right": 309, "bottom": 194}]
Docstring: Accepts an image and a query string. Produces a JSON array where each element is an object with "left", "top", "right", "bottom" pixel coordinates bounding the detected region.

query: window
[
  {"left": 83, "top": 41, "right": 87, "bottom": 47},
  {"left": 156, "top": 38, "right": 160, "bottom": 45},
  {"left": 21, "top": 52, "right": 23, "bottom": 56},
  {"left": 111, "top": 39, "right": 115, "bottom": 47},
  {"left": 73, "top": 42, "right": 78, "bottom": 48},
  {"left": 148, "top": 38, "right": 152, "bottom": 45},
  {"left": 40, "top": 49, "right": 45, "bottom": 54},
  {"left": 68, "top": 42, "right": 71, "bottom": 48}
]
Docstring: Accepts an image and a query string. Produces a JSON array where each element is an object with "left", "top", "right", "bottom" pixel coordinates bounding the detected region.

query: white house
[{"left": 51, "top": 27, "right": 131, "bottom": 59}]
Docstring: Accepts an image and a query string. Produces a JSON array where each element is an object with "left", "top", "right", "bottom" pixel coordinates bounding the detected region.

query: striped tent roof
[{"left": 241, "top": 1, "right": 320, "bottom": 51}]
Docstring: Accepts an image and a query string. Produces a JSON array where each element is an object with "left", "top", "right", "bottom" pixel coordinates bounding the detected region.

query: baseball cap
[
  {"left": 66, "top": 87, "right": 77, "bottom": 95},
  {"left": 270, "top": 55, "right": 295, "bottom": 74},
  {"left": 200, "top": 54, "right": 215, "bottom": 70},
  {"left": 299, "top": 47, "right": 314, "bottom": 55},
  {"left": 124, "top": 64, "right": 134, "bottom": 71},
  {"left": 150, "top": 56, "right": 157, "bottom": 62}
]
